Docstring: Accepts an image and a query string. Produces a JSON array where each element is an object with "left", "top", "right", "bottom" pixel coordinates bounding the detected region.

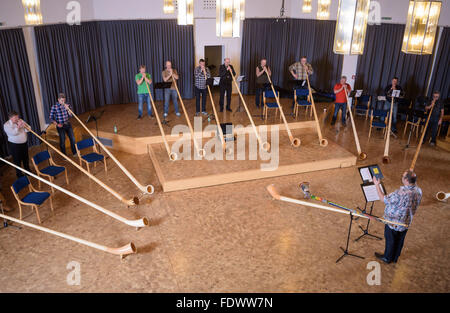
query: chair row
[
  {"left": 263, "top": 89, "right": 313, "bottom": 121},
  {"left": 10, "top": 137, "right": 107, "bottom": 224}
]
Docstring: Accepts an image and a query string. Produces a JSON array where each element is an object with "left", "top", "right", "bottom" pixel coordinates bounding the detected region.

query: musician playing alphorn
[
  {"left": 49, "top": 93, "right": 77, "bottom": 157},
  {"left": 373, "top": 170, "right": 422, "bottom": 264},
  {"left": 162, "top": 60, "right": 181, "bottom": 118},
  {"left": 3, "top": 111, "right": 30, "bottom": 178},
  {"left": 135, "top": 65, "right": 153, "bottom": 120},
  {"left": 194, "top": 59, "right": 211, "bottom": 116},
  {"left": 422, "top": 91, "right": 444, "bottom": 146},
  {"left": 218, "top": 58, "right": 236, "bottom": 112},
  {"left": 331, "top": 76, "right": 352, "bottom": 127}
]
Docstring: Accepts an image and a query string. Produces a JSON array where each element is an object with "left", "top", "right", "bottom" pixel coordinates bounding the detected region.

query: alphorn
[
  {"left": 382, "top": 97, "right": 395, "bottom": 164},
  {"left": 65, "top": 107, "right": 155, "bottom": 194},
  {"left": 23, "top": 124, "right": 139, "bottom": 206},
  {"left": 305, "top": 74, "right": 328, "bottom": 147},
  {"left": 0, "top": 213, "right": 136, "bottom": 258},
  {"left": 267, "top": 184, "right": 409, "bottom": 228},
  {"left": 0, "top": 157, "right": 149, "bottom": 229},
  {"left": 171, "top": 74, "right": 206, "bottom": 158},
  {"left": 344, "top": 89, "right": 367, "bottom": 160},
  {"left": 145, "top": 81, "right": 178, "bottom": 161},
  {"left": 436, "top": 191, "right": 449, "bottom": 202},
  {"left": 265, "top": 68, "right": 301, "bottom": 147},
  {"left": 204, "top": 71, "right": 227, "bottom": 152},
  {"left": 409, "top": 102, "right": 435, "bottom": 170},
  {"left": 229, "top": 68, "right": 271, "bottom": 152}
]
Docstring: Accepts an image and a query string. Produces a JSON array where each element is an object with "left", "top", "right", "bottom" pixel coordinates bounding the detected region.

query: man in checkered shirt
[
  {"left": 194, "top": 59, "right": 211, "bottom": 116},
  {"left": 49, "top": 93, "right": 77, "bottom": 156}
]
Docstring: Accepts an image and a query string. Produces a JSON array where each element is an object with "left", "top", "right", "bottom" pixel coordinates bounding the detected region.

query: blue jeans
[
  {"left": 382, "top": 100, "right": 398, "bottom": 131},
  {"left": 383, "top": 224, "right": 408, "bottom": 263},
  {"left": 332, "top": 102, "right": 347, "bottom": 123},
  {"left": 138, "top": 93, "right": 152, "bottom": 117},
  {"left": 56, "top": 123, "right": 76, "bottom": 156},
  {"left": 164, "top": 89, "right": 179, "bottom": 115}
]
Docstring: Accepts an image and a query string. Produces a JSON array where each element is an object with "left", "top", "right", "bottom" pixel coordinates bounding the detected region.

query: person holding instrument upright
[
  {"left": 219, "top": 58, "right": 236, "bottom": 112},
  {"left": 194, "top": 59, "right": 211, "bottom": 116},
  {"left": 255, "top": 58, "right": 271, "bottom": 109},
  {"left": 383, "top": 77, "right": 403, "bottom": 133},
  {"left": 373, "top": 170, "right": 422, "bottom": 264},
  {"left": 135, "top": 65, "right": 153, "bottom": 120},
  {"left": 49, "top": 93, "right": 77, "bottom": 157},
  {"left": 331, "top": 76, "right": 352, "bottom": 126},
  {"left": 162, "top": 60, "right": 181, "bottom": 118},
  {"left": 3, "top": 111, "right": 30, "bottom": 178},
  {"left": 423, "top": 91, "right": 444, "bottom": 146}
]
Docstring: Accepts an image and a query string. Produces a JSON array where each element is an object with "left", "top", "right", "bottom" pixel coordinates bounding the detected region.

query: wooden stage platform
[{"left": 79, "top": 99, "right": 356, "bottom": 192}]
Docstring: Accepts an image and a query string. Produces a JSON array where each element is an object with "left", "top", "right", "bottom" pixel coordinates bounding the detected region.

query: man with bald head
[
  {"left": 373, "top": 170, "right": 422, "bottom": 264},
  {"left": 218, "top": 58, "right": 236, "bottom": 112}
]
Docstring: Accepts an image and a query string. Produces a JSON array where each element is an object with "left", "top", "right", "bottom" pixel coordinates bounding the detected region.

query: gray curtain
[
  {"left": 0, "top": 28, "right": 40, "bottom": 157},
  {"left": 428, "top": 27, "right": 449, "bottom": 99},
  {"left": 240, "top": 18, "right": 343, "bottom": 95},
  {"left": 34, "top": 20, "right": 195, "bottom": 120},
  {"left": 355, "top": 23, "right": 434, "bottom": 100}
]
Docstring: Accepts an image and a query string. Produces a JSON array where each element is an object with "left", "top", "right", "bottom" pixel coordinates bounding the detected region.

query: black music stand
[
  {"left": 233, "top": 76, "right": 247, "bottom": 116},
  {"left": 404, "top": 109, "right": 425, "bottom": 150},
  {"left": 355, "top": 201, "right": 382, "bottom": 242},
  {"left": 336, "top": 212, "right": 365, "bottom": 263},
  {"left": 154, "top": 82, "right": 173, "bottom": 126},
  {"left": 86, "top": 110, "right": 105, "bottom": 138}
]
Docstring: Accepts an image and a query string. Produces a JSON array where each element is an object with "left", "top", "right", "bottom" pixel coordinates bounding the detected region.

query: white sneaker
[
  {"left": 163, "top": 113, "right": 168, "bottom": 118},
  {"left": 176, "top": 112, "right": 181, "bottom": 117}
]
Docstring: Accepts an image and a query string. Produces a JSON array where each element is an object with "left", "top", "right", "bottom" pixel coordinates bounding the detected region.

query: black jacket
[{"left": 219, "top": 64, "right": 236, "bottom": 86}]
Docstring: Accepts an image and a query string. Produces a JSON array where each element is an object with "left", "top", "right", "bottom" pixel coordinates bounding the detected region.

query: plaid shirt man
[
  {"left": 49, "top": 102, "right": 72, "bottom": 124},
  {"left": 289, "top": 62, "right": 313, "bottom": 80},
  {"left": 383, "top": 185, "right": 422, "bottom": 232},
  {"left": 194, "top": 66, "right": 211, "bottom": 90}
]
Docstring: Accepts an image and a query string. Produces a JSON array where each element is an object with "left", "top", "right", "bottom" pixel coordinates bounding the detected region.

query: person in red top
[{"left": 332, "top": 76, "right": 352, "bottom": 126}]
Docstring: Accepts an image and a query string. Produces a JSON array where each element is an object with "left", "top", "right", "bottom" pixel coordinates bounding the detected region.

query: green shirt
[{"left": 135, "top": 73, "right": 152, "bottom": 94}]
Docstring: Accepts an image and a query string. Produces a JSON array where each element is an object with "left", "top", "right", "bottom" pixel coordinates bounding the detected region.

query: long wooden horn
[
  {"left": 305, "top": 74, "right": 328, "bottom": 147},
  {"left": 382, "top": 97, "right": 395, "bottom": 164},
  {"left": 23, "top": 124, "right": 139, "bottom": 206},
  {"left": 266, "top": 184, "right": 409, "bottom": 228},
  {"left": 436, "top": 191, "right": 449, "bottom": 201},
  {"left": 344, "top": 90, "right": 367, "bottom": 160},
  {"left": 65, "top": 107, "right": 155, "bottom": 194},
  {"left": 0, "top": 157, "right": 149, "bottom": 229},
  {"left": 229, "top": 68, "right": 271, "bottom": 152},
  {"left": 0, "top": 213, "right": 136, "bottom": 258},
  {"left": 204, "top": 72, "right": 227, "bottom": 153},
  {"left": 409, "top": 102, "right": 435, "bottom": 170},
  {"left": 265, "top": 68, "right": 301, "bottom": 147},
  {"left": 171, "top": 74, "right": 206, "bottom": 158},
  {"left": 144, "top": 81, "right": 178, "bottom": 162}
]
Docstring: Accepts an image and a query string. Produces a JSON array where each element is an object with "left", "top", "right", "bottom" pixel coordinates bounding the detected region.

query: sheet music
[
  {"left": 392, "top": 90, "right": 401, "bottom": 98},
  {"left": 362, "top": 184, "right": 380, "bottom": 202},
  {"left": 236, "top": 75, "right": 245, "bottom": 83},
  {"left": 360, "top": 167, "right": 373, "bottom": 182},
  {"left": 213, "top": 77, "right": 220, "bottom": 86},
  {"left": 378, "top": 96, "right": 386, "bottom": 101},
  {"left": 355, "top": 90, "right": 363, "bottom": 97}
]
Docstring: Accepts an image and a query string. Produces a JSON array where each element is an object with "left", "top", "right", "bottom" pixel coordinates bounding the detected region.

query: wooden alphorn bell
[
  {"left": 144, "top": 81, "right": 178, "bottom": 161},
  {"left": 344, "top": 89, "right": 367, "bottom": 160},
  {"left": 409, "top": 101, "right": 435, "bottom": 170},
  {"left": 23, "top": 123, "right": 139, "bottom": 206},
  {"left": 382, "top": 96, "right": 395, "bottom": 164},
  {"left": 305, "top": 73, "right": 328, "bottom": 147},
  {"left": 228, "top": 67, "right": 271, "bottom": 152},
  {"left": 436, "top": 191, "right": 449, "bottom": 202},
  {"left": 0, "top": 213, "right": 137, "bottom": 258},
  {"left": 264, "top": 67, "right": 301, "bottom": 147},
  {"left": 65, "top": 106, "right": 155, "bottom": 194},
  {"left": 1, "top": 157, "right": 149, "bottom": 229},
  {"left": 203, "top": 70, "right": 227, "bottom": 153},
  {"left": 171, "top": 73, "right": 206, "bottom": 158}
]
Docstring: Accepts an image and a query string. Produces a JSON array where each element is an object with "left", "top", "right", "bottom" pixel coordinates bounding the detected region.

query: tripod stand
[
  {"left": 355, "top": 201, "right": 382, "bottom": 242},
  {"left": 336, "top": 212, "right": 365, "bottom": 263}
]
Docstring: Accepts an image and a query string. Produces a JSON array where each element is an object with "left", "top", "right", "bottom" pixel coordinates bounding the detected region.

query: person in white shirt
[{"left": 3, "top": 111, "right": 30, "bottom": 178}]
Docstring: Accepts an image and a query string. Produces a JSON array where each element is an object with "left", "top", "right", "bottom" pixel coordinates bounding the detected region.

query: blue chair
[
  {"left": 76, "top": 138, "right": 107, "bottom": 174},
  {"left": 32, "top": 150, "right": 69, "bottom": 193},
  {"left": 11, "top": 176, "right": 53, "bottom": 224},
  {"left": 354, "top": 95, "right": 372, "bottom": 120},
  {"left": 293, "top": 89, "right": 312, "bottom": 119},
  {"left": 368, "top": 109, "right": 389, "bottom": 140},
  {"left": 263, "top": 90, "right": 280, "bottom": 121}
]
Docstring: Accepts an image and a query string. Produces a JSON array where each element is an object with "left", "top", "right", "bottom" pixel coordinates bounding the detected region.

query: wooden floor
[{"left": 0, "top": 96, "right": 449, "bottom": 292}]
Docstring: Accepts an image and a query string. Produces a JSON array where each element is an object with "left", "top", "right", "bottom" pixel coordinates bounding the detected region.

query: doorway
[{"left": 204, "top": 45, "right": 223, "bottom": 77}]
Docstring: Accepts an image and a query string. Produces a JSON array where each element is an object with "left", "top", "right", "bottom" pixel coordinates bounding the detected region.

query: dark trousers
[
  {"left": 57, "top": 123, "right": 76, "bottom": 156},
  {"left": 195, "top": 87, "right": 207, "bottom": 113},
  {"left": 424, "top": 119, "right": 439, "bottom": 143},
  {"left": 383, "top": 224, "right": 408, "bottom": 263},
  {"left": 255, "top": 84, "right": 270, "bottom": 107},
  {"left": 8, "top": 141, "right": 30, "bottom": 178},
  {"left": 332, "top": 102, "right": 347, "bottom": 123},
  {"left": 219, "top": 84, "right": 232, "bottom": 110}
]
